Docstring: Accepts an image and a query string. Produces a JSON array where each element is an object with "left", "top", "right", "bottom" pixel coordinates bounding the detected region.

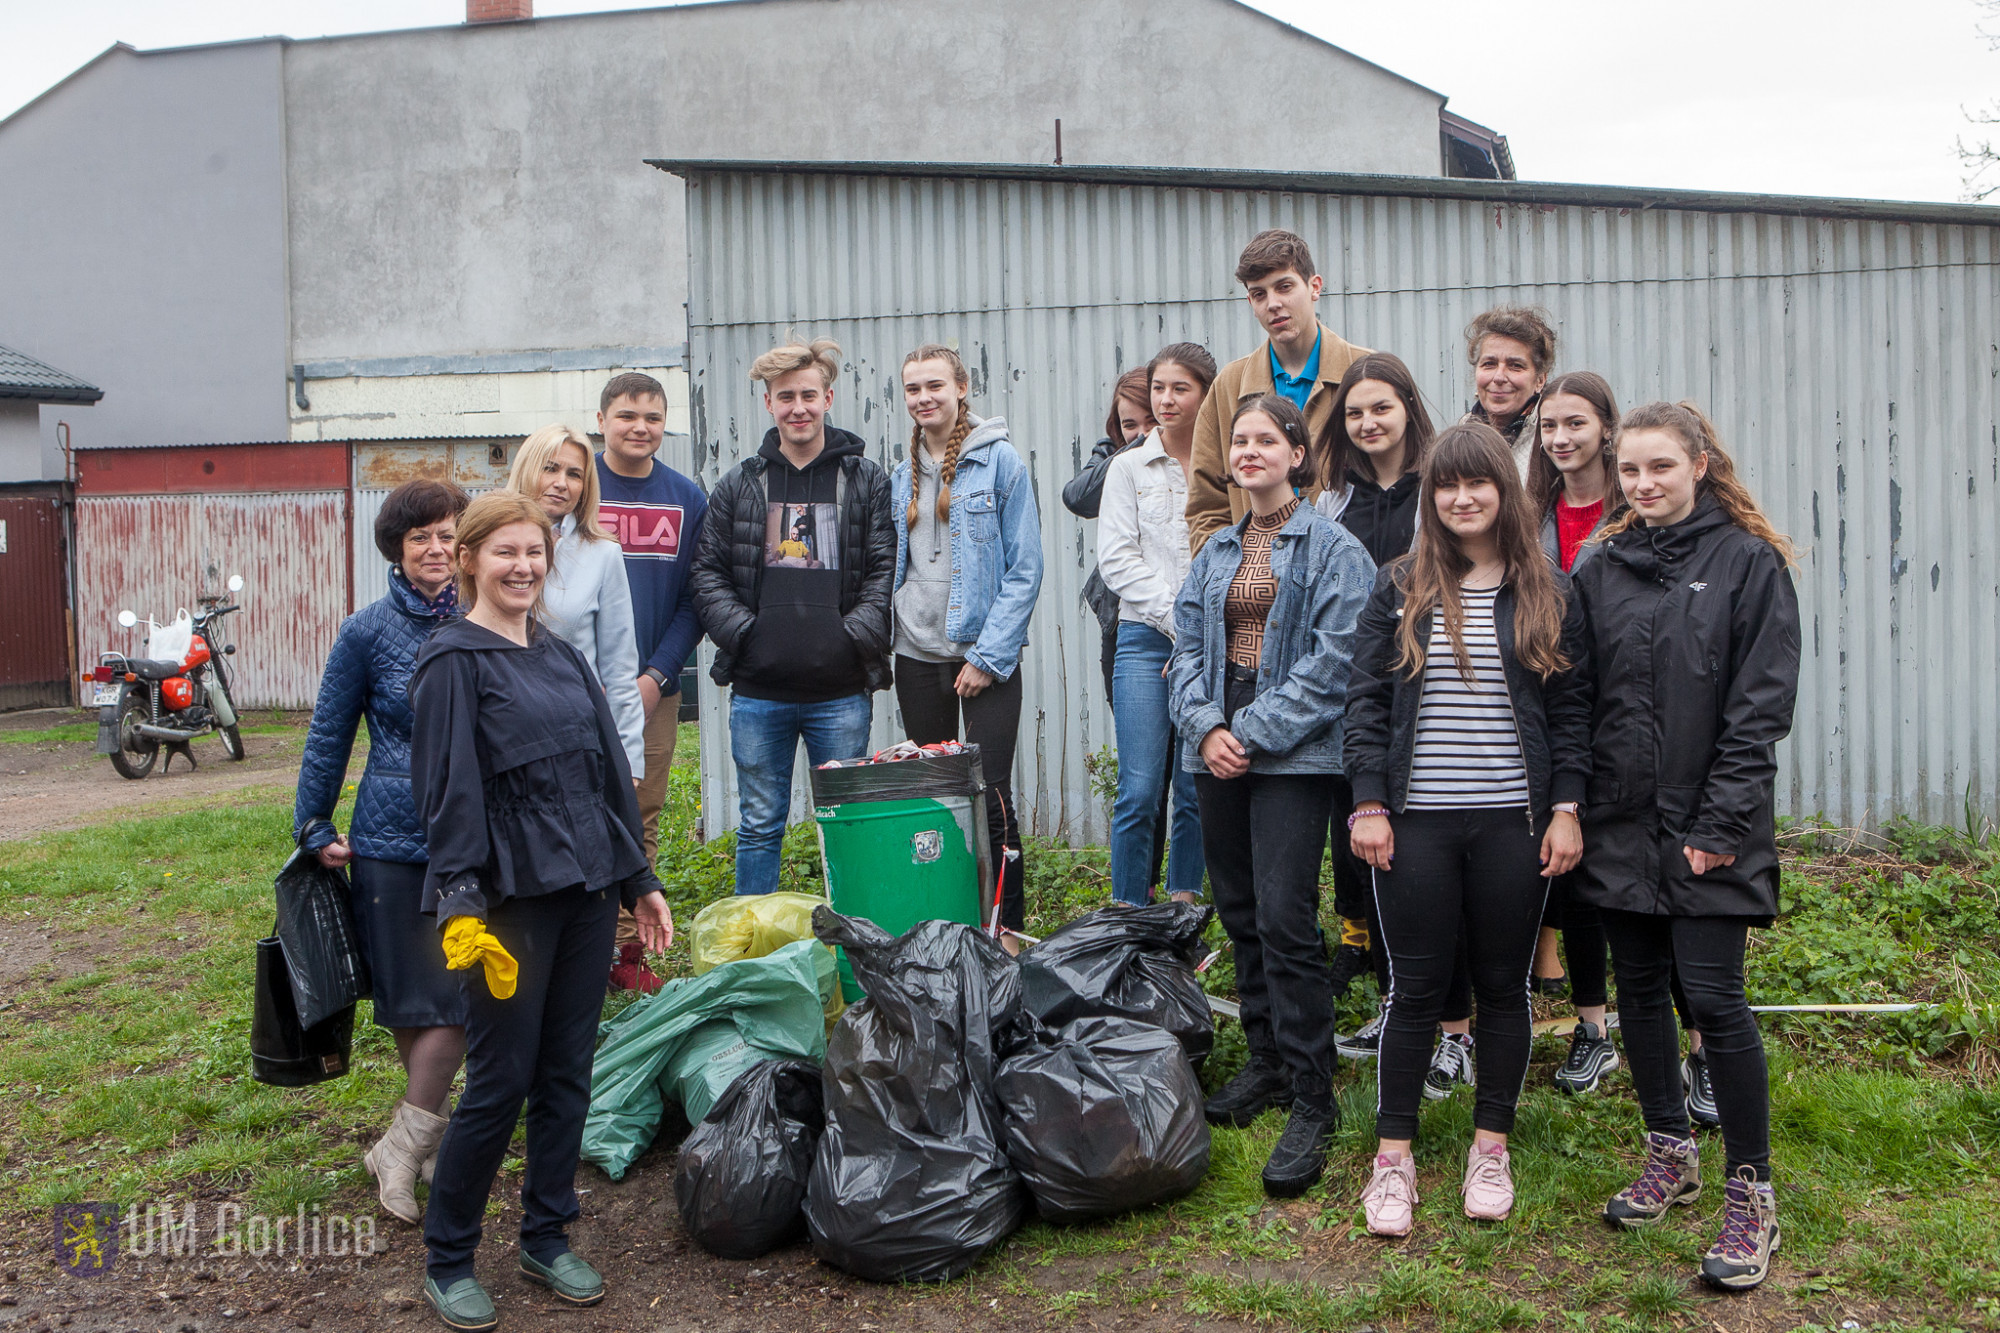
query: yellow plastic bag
[
  {"left": 688, "top": 891, "right": 844, "bottom": 1024},
  {"left": 441, "top": 915, "right": 518, "bottom": 999}
]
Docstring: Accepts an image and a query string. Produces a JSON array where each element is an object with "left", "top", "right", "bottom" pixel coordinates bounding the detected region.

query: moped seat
[{"left": 127, "top": 659, "right": 186, "bottom": 680}]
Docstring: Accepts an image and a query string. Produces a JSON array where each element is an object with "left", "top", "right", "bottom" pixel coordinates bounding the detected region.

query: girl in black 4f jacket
[
  {"left": 1572, "top": 401, "right": 1800, "bottom": 1293},
  {"left": 1343, "top": 423, "right": 1592, "bottom": 1239}
]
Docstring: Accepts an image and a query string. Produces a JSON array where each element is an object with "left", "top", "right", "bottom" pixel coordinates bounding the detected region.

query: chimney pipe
[{"left": 467, "top": 0, "right": 532, "bottom": 22}]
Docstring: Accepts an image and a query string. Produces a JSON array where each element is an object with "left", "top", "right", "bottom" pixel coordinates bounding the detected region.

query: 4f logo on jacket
[
  {"left": 1688, "top": 581, "right": 1708, "bottom": 591},
  {"left": 598, "top": 503, "right": 685, "bottom": 558}
]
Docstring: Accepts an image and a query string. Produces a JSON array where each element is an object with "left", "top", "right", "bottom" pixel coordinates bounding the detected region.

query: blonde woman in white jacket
[
  {"left": 1096, "top": 343, "right": 1216, "bottom": 906},
  {"left": 506, "top": 426, "right": 646, "bottom": 780}
]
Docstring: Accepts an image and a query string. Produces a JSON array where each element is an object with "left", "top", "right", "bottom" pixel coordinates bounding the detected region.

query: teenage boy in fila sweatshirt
[{"left": 594, "top": 372, "right": 708, "bottom": 991}]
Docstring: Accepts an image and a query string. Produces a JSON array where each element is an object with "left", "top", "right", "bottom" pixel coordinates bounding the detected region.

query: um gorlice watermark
[{"left": 55, "top": 1201, "right": 377, "bottom": 1275}]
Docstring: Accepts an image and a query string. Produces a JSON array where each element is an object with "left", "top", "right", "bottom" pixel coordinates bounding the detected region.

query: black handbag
[{"left": 251, "top": 929, "right": 354, "bottom": 1086}]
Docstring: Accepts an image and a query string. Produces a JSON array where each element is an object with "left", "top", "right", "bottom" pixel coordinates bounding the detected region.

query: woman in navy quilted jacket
[{"left": 294, "top": 478, "right": 471, "bottom": 1226}]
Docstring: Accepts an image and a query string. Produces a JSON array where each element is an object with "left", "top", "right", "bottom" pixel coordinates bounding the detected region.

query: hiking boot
[
  {"left": 1553, "top": 1020, "right": 1620, "bottom": 1094},
  {"left": 1423, "top": 1032, "right": 1475, "bottom": 1100},
  {"left": 1329, "top": 941, "right": 1373, "bottom": 1002},
  {"left": 1683, "top": 1049, "right": 1721, "bottom": 1128},
  {"left": 1461, "top": 1140, "right": 1515, "bottom": 1221},
  {"left": 1362, "top": 1150, "right": 1419, "bottom": 1237},
  {"left": 1328, "top": 916, "right": 1373, "bottom": 1001},
  {"left": 1335, "top": 1013, "right": 1385, "bottom": 1061},
  {"left": 1700, "top": 1168, "right": 1781, "bottom": 1290},
  {"left": 1260, "top": 1098, "right": 1339, "bottom": 1198},
  {"left": 1203, "top": 1054, "right": 1293, "bottom": 1128},
  {"left": 608, "top": 942, "right": 663, "bottom": 995},
  {"left": 1604, "top": 1130, "right": 1702, "bottom": 1229}
]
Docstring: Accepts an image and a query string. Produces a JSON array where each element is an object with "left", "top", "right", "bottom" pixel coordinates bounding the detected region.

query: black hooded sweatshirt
[
  {"left": 689, "top": 426, "right": 895, "bottom": 703},
  {"left": 1569, "top": 496, "right": 1800, "bottom": 922},
  {"left": 1331, "top": 467, "right": 1422, "bottom": 568}
]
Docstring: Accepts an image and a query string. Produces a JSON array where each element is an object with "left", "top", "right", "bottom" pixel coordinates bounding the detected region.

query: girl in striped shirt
[{"left": 1341, "top": 423, "right": 1594, "bottom": 1238}]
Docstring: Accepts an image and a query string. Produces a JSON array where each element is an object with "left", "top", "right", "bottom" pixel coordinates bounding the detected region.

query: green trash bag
[{"left": 581, "top": 938, "right": 835, "bottom": 1180}]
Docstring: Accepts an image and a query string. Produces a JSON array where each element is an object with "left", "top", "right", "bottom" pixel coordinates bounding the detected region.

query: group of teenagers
[
  {"left": 286, "top": 222, "right": 1800, "bottom": 1328},
  {"left": 1069, "top": 228, "right": 1800, "bottom": 1293}
]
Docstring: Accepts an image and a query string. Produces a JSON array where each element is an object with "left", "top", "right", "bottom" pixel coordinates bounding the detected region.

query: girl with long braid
[{"left": 890, "top": 344, "right": 1045, "bottom": 944}]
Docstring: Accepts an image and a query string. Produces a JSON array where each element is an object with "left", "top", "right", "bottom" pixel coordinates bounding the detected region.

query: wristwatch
[
  {"left": 641, "top": 667, "right": 670, "bottom": 690},
  {"left": 1552, "top": 801, "right": 1581, "bottom": 821}
]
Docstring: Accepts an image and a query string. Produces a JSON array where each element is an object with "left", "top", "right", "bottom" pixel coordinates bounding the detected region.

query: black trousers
[
  {"left": 1330, "top": 794, "right": 1472, "bottom": 1017},
  {"left": 895, "top": 656, "right": 1025, "bottom": 931},
  {"left": 425, "top": 886, "right": 618, "bottom": 1281},
  {"left": 1372, "top": 806, "right": 1547, "bottom": 1139},
  {"left": 1600, "top": 910, "right": 1770, "bottom": 1177},
  {"left": 1195, "top": 672, "right": 1339, "bottom": 1105},
  {"left": 1542, "top": 872, "right": 1611, "bottom": 1009}
]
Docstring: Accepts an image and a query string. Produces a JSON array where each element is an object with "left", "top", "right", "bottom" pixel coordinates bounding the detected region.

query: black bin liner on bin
[
  {"left": 803, "top": 908, "right": 1028, "bottom": 1283},
  {"left": 273, "top": 847, "right": 371, "bottom": 1031},
  {"left": 673, "top": 1058, "right": 825, "bottom": 1259},
  {"left": 996, "top": 1014, "right": 1211, "bottom": 1223},
  {"left": 1018, "top": 901, "right": 1216, "bottom": 1069}
]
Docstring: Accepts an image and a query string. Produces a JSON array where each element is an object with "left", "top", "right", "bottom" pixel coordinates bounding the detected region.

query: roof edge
[
  {"left": 645, "top": 158, "right": 2000, "bottom": 228},
  {"left": 1215, "top": 0, "right": 1442, "bottom": 103},
  {"left": 0, "top": 386, "right": 104, "bottom": 405}
]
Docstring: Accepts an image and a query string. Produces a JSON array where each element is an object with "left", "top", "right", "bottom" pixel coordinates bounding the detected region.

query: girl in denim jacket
[
  {"left": 890, "top": 344, "right": 1045, "bottom": 940},
  {"left": 1167, "top": 394, "right": 1374, "bottom": 1199}
]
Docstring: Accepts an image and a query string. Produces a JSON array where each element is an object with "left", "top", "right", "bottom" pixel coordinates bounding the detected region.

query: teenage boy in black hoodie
[{"left": 690, "top": 339, "right": 895, "bottom": 895}]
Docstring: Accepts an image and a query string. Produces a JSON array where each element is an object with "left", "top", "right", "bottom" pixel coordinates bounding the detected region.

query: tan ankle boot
[{"left": 362, "top": 1100, "right": 449, "bottom": 1225}]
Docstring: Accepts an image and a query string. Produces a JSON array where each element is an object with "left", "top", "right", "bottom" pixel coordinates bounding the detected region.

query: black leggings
[
  {"left": 1331, "top": 793, "right": 1470, "bottom": 1016},
  {"left": 894, "top": 655, "right": 1024, "bottom": 930},
  {"left": 1372, "top": 806, "right": 1548, "bottom": 1139},
  {"left": 1542, "top": 873, "right": 1611, "bottom": 1009},
  {"left": 1599, "top": 910, "right": 1769, "bottom": 1177}
]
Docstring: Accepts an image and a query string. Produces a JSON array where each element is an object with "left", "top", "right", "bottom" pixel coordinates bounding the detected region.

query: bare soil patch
[{"left": 0, "top": 711, "right": 312, "bottom": 841}]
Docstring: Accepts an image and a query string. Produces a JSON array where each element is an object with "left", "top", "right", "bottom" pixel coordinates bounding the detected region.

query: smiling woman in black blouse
[{"left": 410, "top": 491, "right": 672, "bottom": 1332}]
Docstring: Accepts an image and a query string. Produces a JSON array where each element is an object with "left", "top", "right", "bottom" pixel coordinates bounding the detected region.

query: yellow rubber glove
[{"left": 442, "top": 915, "right": 518, "bottom": 999}]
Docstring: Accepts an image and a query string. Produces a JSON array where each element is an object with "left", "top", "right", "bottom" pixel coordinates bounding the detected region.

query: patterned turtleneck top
[{"left": 1225, "top": 498, "right": 1298, "bottom": 669}]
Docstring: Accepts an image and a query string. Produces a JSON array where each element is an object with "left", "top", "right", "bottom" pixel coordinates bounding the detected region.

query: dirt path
[{"left": 0, "top": 709, "right": 312, "bottom": 840}]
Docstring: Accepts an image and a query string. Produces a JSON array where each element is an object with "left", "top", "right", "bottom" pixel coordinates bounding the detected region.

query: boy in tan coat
[{"left": 1186, "top": 230, "right": 1369, "bottom": 554}]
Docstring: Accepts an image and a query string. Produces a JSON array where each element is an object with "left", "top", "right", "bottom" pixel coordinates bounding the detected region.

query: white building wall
[{"left": 0, "top": 402, "right": 43, "bottom": 484}]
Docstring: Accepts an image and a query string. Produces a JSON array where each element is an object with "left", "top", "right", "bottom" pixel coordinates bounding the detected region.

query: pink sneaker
[
  {"left": 1462, "top": 1140, "right": 1514, "bottom": 1220},
  {"left": 1362, "top": 1152, "right": 1419, "bottom": 1237}
]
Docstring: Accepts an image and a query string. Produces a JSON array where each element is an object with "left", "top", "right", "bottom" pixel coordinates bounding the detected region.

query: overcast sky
[{"left": 2, "top": 0, "right": 1995, "bottom": 204}]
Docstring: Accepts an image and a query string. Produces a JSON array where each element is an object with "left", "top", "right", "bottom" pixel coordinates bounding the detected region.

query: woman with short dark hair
[
  {"left": 294, "top": 477, "right": 471, "bottom": 1227},
  {"left": 1461, "top": 306, "right": 1557, "bottom": 480}
]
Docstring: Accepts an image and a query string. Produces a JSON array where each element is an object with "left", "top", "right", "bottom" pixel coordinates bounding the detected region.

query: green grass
[
  {"left": 1, "top": 728, "right": 1997, "bottom": 1326},
  {"left": 1, "top": 719, "right": 302, "bottom": 745}
]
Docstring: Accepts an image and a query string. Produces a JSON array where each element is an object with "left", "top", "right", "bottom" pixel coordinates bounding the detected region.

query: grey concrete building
[{"left": 0, "top": 0, "right": 1499, "bottom": 464}]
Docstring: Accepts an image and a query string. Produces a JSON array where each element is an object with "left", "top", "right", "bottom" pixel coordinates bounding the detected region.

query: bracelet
[{"left": 1346, "top": 808, "right": 1389, "bottom": 831}]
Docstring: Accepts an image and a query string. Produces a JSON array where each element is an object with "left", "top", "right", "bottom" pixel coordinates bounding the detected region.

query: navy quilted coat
[{"left": 294, "top": 569, "right": 459, "bottom": 863}]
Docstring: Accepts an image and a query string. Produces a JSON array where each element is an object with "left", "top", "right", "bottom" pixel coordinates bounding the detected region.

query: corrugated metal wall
[
  {"left": 76, "top": 492, "right": 348, "bottom": 709},
  {"left": 679, "top": 168, "right": 2000, "bottom": 840}
]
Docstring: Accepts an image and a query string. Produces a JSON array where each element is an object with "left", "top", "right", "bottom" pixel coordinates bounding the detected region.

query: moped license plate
[{"left": 91, "top": 686, "right": 119, "bottom": 707}]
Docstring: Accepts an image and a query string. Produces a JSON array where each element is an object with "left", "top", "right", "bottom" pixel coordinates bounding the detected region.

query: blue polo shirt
[{"left": 1269, "top": 331, "right": 1322, "bottom": 411}]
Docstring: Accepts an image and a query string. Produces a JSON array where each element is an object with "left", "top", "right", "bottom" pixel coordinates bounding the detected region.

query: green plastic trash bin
[{"left": 811, "top": 749, "right": 992, "bottom": 1002}]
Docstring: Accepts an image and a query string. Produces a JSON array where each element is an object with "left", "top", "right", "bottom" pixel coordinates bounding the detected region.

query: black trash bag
[
  {"left": 803, "top": 908, "right": 1029, "bottom": 1283},
  {"left": 274, "top": 847, "right": 371, "bottom": 1030},
  {"left": 996, "top": 1015, "right": 1211, "bottom": 1223},
  {"left": 1018, "top": 901, "right": 1216, "bottom": 1069},
  {"left": 251, "top": 933, "right": 353, "bottom": 1086},
  {"left": 673, "top": 1058, "right": 825, "bottom": 1259}
]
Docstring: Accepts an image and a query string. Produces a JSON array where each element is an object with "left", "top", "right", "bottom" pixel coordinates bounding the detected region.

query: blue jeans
[
  {"left": 729, "top": 692, "right": 874, "bottom": 895},
  {"left": 1110, "top": 622, "right": 1205, "bottom": 904}
]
